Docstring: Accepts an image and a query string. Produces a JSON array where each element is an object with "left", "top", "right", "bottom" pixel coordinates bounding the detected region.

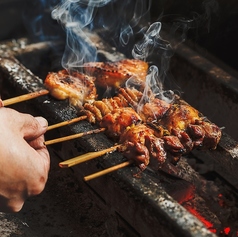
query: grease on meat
[
  {"left": 83, "top": 59, "right": 149, "bottom": 88},
  {"left": 44, "top": 69, "right": 97, "bottom": 107}
]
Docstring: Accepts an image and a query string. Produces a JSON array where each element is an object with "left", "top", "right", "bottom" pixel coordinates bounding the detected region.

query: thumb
[
  {"left": 35, "top": 116, "right": 48, "bottom": 129},
  {"left": 23, "top": 116, "right": 48, "bottom": 141}
]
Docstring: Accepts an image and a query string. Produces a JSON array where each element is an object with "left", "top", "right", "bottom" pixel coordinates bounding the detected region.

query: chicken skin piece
[
  {"left": 160, "top": 104, "right": 200, "bottom": 132},
  {"left": 82, "top": 96, "right": 130, "bottom": 124},
  {"left": 100, "top": 107, "right": 142, "bottom": 141},
  {"left": 138, "top": 98, "right": 171, "bottom": 122},
  {"left": 118, "top": 87, "right": 171, "bottom": 122},
  {"left": 83, "top": 59, "right": 149, "bottom": 88},
  {"left": 44, "top": 69, "right": 97, "bottom": 107}
]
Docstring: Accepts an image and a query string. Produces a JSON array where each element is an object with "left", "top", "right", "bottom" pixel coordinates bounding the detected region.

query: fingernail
[{"left": 35, "top": 116, "right": 48, "bottom": 128}]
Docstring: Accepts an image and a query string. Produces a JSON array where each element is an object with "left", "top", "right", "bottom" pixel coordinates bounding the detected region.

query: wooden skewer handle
[
  {"left": 3, "top": 89, "right": 49, "bottom": 106},
  {"left": 59, "top": 144, "right": 121, "bottom": 168},
  {"left": 45, "top": 127, "right": 105, "bottom": 145},
  {"left": 84, "top": 160, "right": 133, "bottom": 181},
  {"left": 47, "top": 115, "right": 87, "bottom": 131}
]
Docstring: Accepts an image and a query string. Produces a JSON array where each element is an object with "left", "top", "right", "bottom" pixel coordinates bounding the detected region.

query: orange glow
[
  {"left": 223, "top": 227, "right": 230, "bottom": 235},
  {"left": 184, "top": 206, "right": 216, "bottom": 233},
  {"left": 218, "top": 193, "right": 226, "bottom": 207}
]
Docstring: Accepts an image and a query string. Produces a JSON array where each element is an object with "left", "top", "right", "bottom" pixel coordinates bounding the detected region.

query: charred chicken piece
[
  {"left": 83, "top": 95, "right": 130, "bottom": 124},
  {"left": 138, "top": 98, "right": 171, "bottom": 122},
  {"left": 193, "top": 120, "right": 222, "bottom": 150},
  {"left": 83, "top": 59, "right": 149, "bottom": 88},
  {"left": 82, "top": 86, "right": 170, "bottom": 126},
  {"left": 100, "top": 107, "right": 142, "bottom": 141},
  {"left": 119, "top": 124, "right": 167, "bottom": 170},
  {"left": 118, "top": 87, "right": 171, "bottom": 121},
  {"left": 159, "top": 103, "right": 222, "bottom": 151},
  {"left": 159, "top": 104, "right": 200, "bottom": 132},
  {"left": 44, "top": 69, "right": 97, "bottom": 107}
]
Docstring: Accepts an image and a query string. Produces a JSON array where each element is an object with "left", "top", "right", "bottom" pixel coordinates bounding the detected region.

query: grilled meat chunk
[
  {"left": 194, "top": 120, "right": 222, "bottom": 150},
  {"left": 83, "top": 96, "right": 129, "bottom": 124},
  {"left": 118, "top": 87, "right": 171, "bottom": 121},
  {"left": 138, "top": 98, "right": 171, "bottom": 122},
  {"left": 44, "top": 69, "right": 97, "bottom": 107},
  {"left": 100, "top": 107, "right": 142, "bottom": 141},
  {"left": 83, "top": 59, "right": 148, "bottom": 88},
  {"left": 160, "top": 104, "right": 200, "bottom": 132},
  {"left": 159, "top": 104, "right": 222, "bottom": 151},
  {"left": 119, "top": 124, "right": 167, "bottom": 170}
]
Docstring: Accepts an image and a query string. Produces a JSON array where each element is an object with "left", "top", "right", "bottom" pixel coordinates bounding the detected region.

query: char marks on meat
[
  {"left": 156, "top": 103, "right": 222, "bottom": 152},
  {"left": 100, "top": 107, "right": 142, "bottom": 141},
  {"left": 83, "top": 59, "right": 149, "bottom": 88},
  {"left": 44, "top": 69, "right": 97, "bottom": 107},
  {"left": 119, "top": 124, "right": 167, "bottom": 170}
]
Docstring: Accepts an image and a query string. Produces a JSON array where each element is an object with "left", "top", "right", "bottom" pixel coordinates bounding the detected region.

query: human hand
[{"left": 0, "top": 106, "right": 50, "bottom": 212}]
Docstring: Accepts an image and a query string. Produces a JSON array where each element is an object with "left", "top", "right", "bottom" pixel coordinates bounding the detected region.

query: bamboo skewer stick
[
  {"left": 3, "top": 89, "right": 49, "bottom": 106},
  {"left": 45, "top": 127, "right": 106, "bottom": 145},
  {"left": 84, "top": 160, "right": 133, "bottom": 181},
  {"left": 59, "top": 144, "right": 122, "bottom": 168},
  {"left": 47, "top": 115, "right": 87, "bottom": 131}
]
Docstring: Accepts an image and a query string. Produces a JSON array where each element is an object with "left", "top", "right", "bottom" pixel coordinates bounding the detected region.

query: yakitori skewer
[
  {"left": 84, "top": 160, "right": 133, "bottom": 181},
  {"left": 3, "top": 89, "right": 49, "bottom": 106},
  {"left": 47, "top": 115, "right": 87, "bottom": 131},
  {"left": 43, "top": 59, "right": 221, "bottom": 181},
  {"left": 59, "top": 144, "right": 121, "bottom": 168},
  {"left": 45, "top": 127, "right": 106, "bottom": 145}
]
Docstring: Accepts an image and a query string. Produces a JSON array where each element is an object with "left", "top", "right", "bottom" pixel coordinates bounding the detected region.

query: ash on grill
[{"left": 0, "top": 35, "right": 238, "bottom": 237}]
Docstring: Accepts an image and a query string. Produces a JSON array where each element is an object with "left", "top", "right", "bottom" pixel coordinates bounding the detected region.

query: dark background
[{"left": 0, "top": 0, "right": 237, "bottom": 72}]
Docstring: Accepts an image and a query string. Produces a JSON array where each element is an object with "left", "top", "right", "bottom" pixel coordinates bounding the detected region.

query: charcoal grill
[{"left": 1, "top": 1, "right": 238, "bottom": 237}]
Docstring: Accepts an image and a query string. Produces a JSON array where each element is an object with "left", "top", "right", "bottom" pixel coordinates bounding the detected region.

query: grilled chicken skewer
[
  {"left": 83, "top": 87, "right": 221, "bottom": 149},
  {"left": 44, "top": 59, "right": 149, "bottom": 107},
  {"left": 63, "top": 97, "right": 221, "bottom": 180},
  {"left": 44, "top": 59, "right": 221, "bottom": 174},
  {"left": 3, "top": 59, "right": 148, "bottom": 107}
]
